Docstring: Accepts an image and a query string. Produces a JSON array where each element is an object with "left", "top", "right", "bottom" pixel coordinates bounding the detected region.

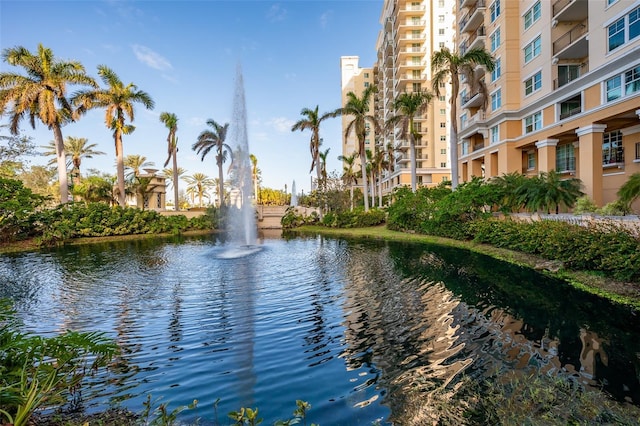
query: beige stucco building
[
  {"left": 340, "top": 0, "right": 457, "bottom": 198},
  {"left": 457, "top": 0, "right": 640, "bottom": 208}
]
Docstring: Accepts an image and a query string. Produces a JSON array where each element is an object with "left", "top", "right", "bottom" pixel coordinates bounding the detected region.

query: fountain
[
  {"left": 290, "top": 180, "right": 297, "bottom": 207},
  {"left": 219, "top": 65, "right": 259, "bottom": 258}
]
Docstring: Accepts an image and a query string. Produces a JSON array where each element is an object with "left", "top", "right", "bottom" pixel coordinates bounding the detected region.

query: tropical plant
[
  {"left": 42, "top": 137, "right": 105, "bottom": 192},
  {"left": 192, "top": 119, "right": 230, "bottom": 208},
  {"left": 0, "top": 300, "right": 117, "bottom": 426},
  {"left": 432, "top": 47, "right": 495, "bottom": 189},
  {"left": 184, "top": 172, "right": 215, "bottom": 207},
  {"left": 329, "top": 85, "right": 378, "bottom": 211},
  {"left": 338, "top": 152, "right": 358, "bottom": 211},
  {"left": 0, "top": 44, "right": 98, "bottom": 203},
  {"left": 0, "top": 178, "right": 45, "bottom": 242},
  {"left": 71, "top": 175, "right": 114, "bottom": 204},
  {"left": 386, "top": 90, "right": 433, "bottom": 192},
  {"left": 371, "top": 148, "right": 387, "bottom": 207},
  {"left": 160, "top": 111, "right": 180, "bottom": 211},
  {"left": 291, "top": 105, "right": 333, "bottom": 189},
  {"left": 123, "top": 154, "right": 154, "bottom": 181},
  {"left": 489, "top": 172, "right": 529, "bottom": 213},
  {"left": 72, "top": 65, "right": 154, "bottom": 207},
  {"left": 618, "top": 172, "right": 640, "bottom": 213},
  {"left": 516, "top": 171, "right": 584, "bottom": 214}
]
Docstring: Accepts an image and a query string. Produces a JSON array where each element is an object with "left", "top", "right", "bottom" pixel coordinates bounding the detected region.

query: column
[
  {"left": 576, "top": 124, "right": 607, "bottom": 206},
  {"left": 535, "top": 139, "right": 558, "bottom": 172}
]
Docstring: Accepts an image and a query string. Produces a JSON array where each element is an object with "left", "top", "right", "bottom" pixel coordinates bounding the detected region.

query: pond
[{"left": 1, "top": 233, "right": 639, "bottom": 424}]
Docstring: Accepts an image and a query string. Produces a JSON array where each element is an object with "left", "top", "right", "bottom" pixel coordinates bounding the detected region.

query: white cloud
[
  {"left": 266, "top": 3, "right": 287, "bottom": 23},
  {"left": 131, "top": 45, "right": 172, "bottom": 71},
  {"left": 319, "top": 10, "right": 333, "bottom": 29},
  {"left": 267, "top": 117, "right": 295, "bottom": 133}
]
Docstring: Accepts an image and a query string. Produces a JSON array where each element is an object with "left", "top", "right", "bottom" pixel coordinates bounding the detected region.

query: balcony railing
[
  {"left": 553, "top": 22, "right": 588, "bottom": 55},
  {"left": 552, "top": 0, "right": 572, "bottom": 16},
  {"left": 559, "top": 105, "right": 581, "bottom": 120},
  {"left": 603, "top": 147, "right": 624, "bottom": 166},
  {"left": 459, "top": 0, "right": 486, "bottom": 31}
]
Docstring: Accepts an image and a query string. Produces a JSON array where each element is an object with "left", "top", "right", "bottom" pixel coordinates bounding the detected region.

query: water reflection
[{"left": 1, "top": 235, "right": 639, "bottom": 424}]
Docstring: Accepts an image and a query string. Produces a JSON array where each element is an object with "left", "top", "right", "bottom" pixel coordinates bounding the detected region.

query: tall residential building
[
  {"left": 457, "top": 0, "right": 640, "bottom": 208},
  {"left": 340, "top": 0, "right": 457, "bottom": 198}
]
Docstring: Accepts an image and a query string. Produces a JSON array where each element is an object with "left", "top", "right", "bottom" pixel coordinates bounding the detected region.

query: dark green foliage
[
  {"left": 31, "top": 202, "right": 217, "bottom": 245},
  {"left": 0, "top": 300, "right": 117, "bottom": 426},
  {"left": 470, "top": 218, "right": 640, "bottom": 281},
  {"left": 0, "top": 177, "right": 46, "bottom": 242},
  {"left": 281, "top": 207, "right": 320, "bottom": 229},
  {"left": 319, "top": 208, "right": 385, "bottom": 228}
]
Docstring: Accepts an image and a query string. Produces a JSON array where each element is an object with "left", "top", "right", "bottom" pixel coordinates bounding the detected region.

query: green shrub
[{"left": 0, "top": 178, "right": 46, "bottom": 242}]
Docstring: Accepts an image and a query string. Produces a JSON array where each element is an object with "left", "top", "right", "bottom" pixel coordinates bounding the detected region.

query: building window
[
  {"left": 440, "top": 122, "right": 446, "bottom": 128},
  {"left": 524, "top": 111, "right": 542, "bottom": 134},
  {"left": 412, "top": 82, "right": 422, "bottom": 92},
  {"left": 605, "top": 64, "right": 640, "bottom": 102},
  {"left": 364, "top": 72, "right": 369, "bottom": 78},
  {"left": 364, "top": 82, "right": 369, "bottom": 87},
  {"left": 460, "top": 113, "right": 468, "bottom": 128},
  {"left": 491, "top": 89, "right": 502, "bottom": 111},
  {"left": 439, "top": 95, "right": 446, "bottom": 101},
  {"left": 527, "top": 152, "right": 535, "bottom": 170},
  {"left": 439, "top": 82, "right": 446, "bottom": 88},
  {"left": 490, "top": 0, "right": 500, "bottom": 22},
  {"left": 439, "top": 42, "right": 445, "bottom": 48},
  {"left": 491, "top": 57, "right": 501, "bottom": 82},
  {"left": 490, "top": 28, "right": 501, "bottom": 52},
  {"left": 438, "top": 0, "right": 445, "bottom": 7},
  {"left": 603, "top": 130, "right": 624, "bottom": 165},
  {"left": 524, "top": 36, "right": 541, "bottom": 63},
  {"left": 635, "top": 141, "right": 640, "bottom": 160},
  {"left": 440, "top": 149, "right": 447, "bottom": 155},
  {"left": 606, "top": 75, "right": 622, "bottom": 101},
  {"left": 439, "top": 28, "right": 445, "bottom": 35},
  {"left": 414, "top": 122, "right": 422, "bottom": 132},
  {"left": 608, "top": 6, "right": 640, "bottom": 52},
  {"left": 625, "top": 65, "right": 640, "bottom": 94},
  {"left": 412, "top": 69, "right": 421, "bottom": 79},
  {"left": 524, "top": 71, "right": 542, "bottom": 95},
  {"left": 440, "top": 162, "right": 447, "bottom": 167},
  {"left": 490, "top": 125, "right": 499, "bottom": 144},
  {"left": 556, "top": 144, "right": 576, "bottom": 172},
  {"left": 440, "top": 135, "right": 447, "bottom": 141},
  {"left": 524, "top": 1, "right": 541, "bottom": 30},
  {"left": 462, "top": 141, "right": 469, "bottom": 155},
  {"left": 608, "top": 0, "right": 618, "bottom": 5},
  {"left": 440, "top": 108, "right": 446, "bottom": 115}
]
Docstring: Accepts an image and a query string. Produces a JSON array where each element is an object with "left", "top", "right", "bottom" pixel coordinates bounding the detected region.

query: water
[
  {"left": 2, "top": 234, "right": 640, "bottom": 425},
  {"left": 226, "top": 65, "right": 257, "bottom": 247}
]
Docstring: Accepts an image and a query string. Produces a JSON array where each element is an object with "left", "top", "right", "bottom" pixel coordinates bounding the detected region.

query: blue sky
[{"left": 0, "top": 0, "right": 382, "bottom": 198}]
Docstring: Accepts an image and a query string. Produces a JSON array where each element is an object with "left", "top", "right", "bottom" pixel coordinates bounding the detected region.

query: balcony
[
  {"left": 460, "top": 0, "right": 475, "bottom": 8},
  {"left": 461, "top": 111, "right": 486, "bottom": 130},
  {"left": 398, "top": 3, "right": 425, "bottom": 16},
  {"left": 558, "top": 94, "right": 582, "bottom": 120},
  {"left": 396, "top": 18, "right": 426, "bottom": 31},
  {"left": 603, "top": 147, "right": 624, "bottom": 167},
  {"left": 553, "top": 62, "right": 588, "bottom": 89},
  {"left": 552, "top": 0, "right": 588, "bottom": 21},
  {"left": 553, "top": 21, "right": 588, "bottom": 59},
  {"left": 461, "top": 92, "right": 484, "bottom": 109},
  {"left": 397, "top": 31, "right": 426, "bottom": 44},
  {"left": 467, "top": 26, "right": 486, "bottom": 51},
  {"left": 459, "top": 0, "right": 486, "bottom": 34}
]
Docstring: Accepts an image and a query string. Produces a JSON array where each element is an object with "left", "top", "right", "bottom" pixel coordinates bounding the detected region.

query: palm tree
[
  {"left": 432, "top": 47, "right": 495, "bottom": 190},
  {"left": 249, "top": 154, "right": 259, "bottom": 204},
  {"left": 42, "top": 137, "right": 105, "bottom": 191},
  {"left": 192, "top": 119, "right": 230, "bottom": 208},
  {"left": 319, "top": 148, "right": 330, "bottom": 192},
  {"left": 489, "top": 172, "right": 529, "bottom": 213},
  {"left": 329, "top": 85, "right": 378, "bottom": 211},
  {"left": 517, "top": 171, "right": 583, "bottom": 214},
  {"left": 160, "top": 112, "right": 179, "bottom": 211},
  {"left": 618, "top": 173, "right": 640, "bottom": 212},
  {"left": 386, "top": 91, "right": 433, "bottom": 192},
  {"left": 123, "top": 154, "right": 154, "bottom": 181},
  {"left": 184, "top": 172, "right": 215, "bottom": 208},
  {"left": 72, "top": 65, "right": 154, "bottom": 207},
  {"left": 338, "top": 152, "right": 358, "bottom": 211},
  {"left": 371, "top": 149, "right": 387, "bottom": 207},
  {"left": 291, "top": 105, "right": 332, "bottom": 189},
  {"left": 0, "top": 44, "right": 97, "bottom": 203},
  {"left": 162, "top": 166, "right": 186, "bottom": 189}
]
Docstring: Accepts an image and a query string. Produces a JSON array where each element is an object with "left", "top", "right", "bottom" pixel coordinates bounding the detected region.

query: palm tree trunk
[
  {"left": 115, "top": 133, "right": 126, "bottom": 207},
  {"left": 172, "top": 150, "right": 179, "bottom": 211},
  {"left": 360, "top": 150, "right": 369, "bottom": 211},
  {"left": 410, "top": 134, "right": 417, "bottom": 192},
  {"left": 218, "top": 162, "right": 224, "bottom": 208},
  {"left": 378, "top": 175, "right": 383, "bottom": 207},
  {"left": 350, "top": 184, "right": 354, "bottom": 211},
  {"left": 450, "top": 78, "right": 460, "bottom": 190},
  {"left": 53, "top": 125, "right": 69, "bottom": 204}
]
